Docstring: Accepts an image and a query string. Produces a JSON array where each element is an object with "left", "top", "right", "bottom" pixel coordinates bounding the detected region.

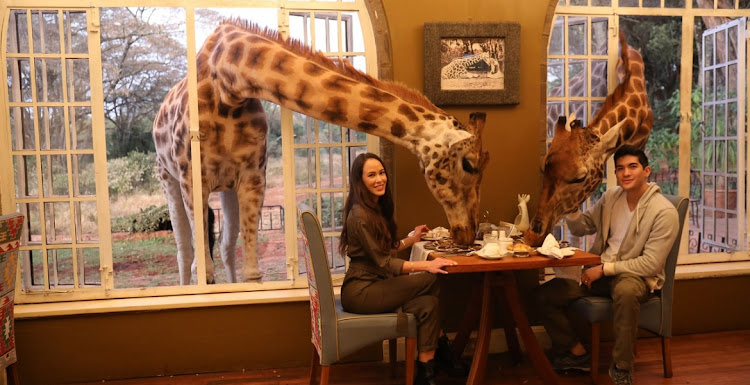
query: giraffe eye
[
  {"left": 462, "top": 156, "right": 479, "bottom": 174},
  {"left": 569, "top": 175, "right": 587, "bottom": 184}
]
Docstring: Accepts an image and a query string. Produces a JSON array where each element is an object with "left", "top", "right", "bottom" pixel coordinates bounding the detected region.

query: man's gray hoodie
[{"left": 566, "top": 183, "right": 679, "bottom": 291}]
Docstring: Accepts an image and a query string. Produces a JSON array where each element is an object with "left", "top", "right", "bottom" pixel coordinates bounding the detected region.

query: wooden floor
[{"left": 75, "top": 329, "right": 750, "bottom": 385}]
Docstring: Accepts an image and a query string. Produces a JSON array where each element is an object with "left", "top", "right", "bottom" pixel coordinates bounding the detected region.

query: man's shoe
[
  {"left": 551, "top": 351, "right": 591, "bottom": 372},
  {"left": 608, "top": 362, "right": 633, "bottom": 385},
  {"left": 414, "top": 359, "right": 437, "bottom": 385}
]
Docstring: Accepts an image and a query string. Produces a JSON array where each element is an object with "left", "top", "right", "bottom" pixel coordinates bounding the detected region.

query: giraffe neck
[{"left": 200, "top": 22, "right": 463, "bottom": 152}]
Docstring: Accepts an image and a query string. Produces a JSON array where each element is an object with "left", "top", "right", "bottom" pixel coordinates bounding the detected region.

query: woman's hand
[
  {"left": 409, "top": 224, "right": 430, "bottom": 244},
  {"left": 425, "top": 257, "right": 458, "bottom": 274}
]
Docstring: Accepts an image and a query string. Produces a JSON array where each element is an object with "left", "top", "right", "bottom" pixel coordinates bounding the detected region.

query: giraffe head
[
  {"left": 524, "top": 114, "right": 625, "bottom": 246},
  {"left": 417, "top": 112, "right": 489, "bottom": 245}
]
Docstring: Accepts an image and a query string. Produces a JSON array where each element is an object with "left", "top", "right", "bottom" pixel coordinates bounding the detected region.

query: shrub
[
  {"left": 108, "top": 151, "right": 159, "bottom": 197},
  {"left": 111, "top": 204, "right": 172, "bottom": 233}
]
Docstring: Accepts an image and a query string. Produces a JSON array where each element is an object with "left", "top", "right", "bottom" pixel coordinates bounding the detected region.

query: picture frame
[{"left": 424, "top": 22, "right": 520, "bottom": 105}]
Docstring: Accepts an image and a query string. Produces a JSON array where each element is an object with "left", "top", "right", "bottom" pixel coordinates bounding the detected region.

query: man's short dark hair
[{"left": 614, "top": 144, "right": 649, "bottom": 167}]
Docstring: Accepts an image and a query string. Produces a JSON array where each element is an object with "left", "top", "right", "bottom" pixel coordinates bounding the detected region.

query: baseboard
[{"left": 382, "top": 326, "right": 551, "bottom": 361}]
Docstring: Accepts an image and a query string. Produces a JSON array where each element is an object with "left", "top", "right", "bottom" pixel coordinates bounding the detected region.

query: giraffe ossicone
[
  {"left": 153, "top": 19, "right": 490, "bottom": 284},
  {"left": 524, "top": 33, "right": 653, "bottom": 247}
]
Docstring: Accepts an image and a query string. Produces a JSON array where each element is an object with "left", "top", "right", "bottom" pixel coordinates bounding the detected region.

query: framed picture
[{"left": 424, "top": 22, "right": 520, "bottom": 105}]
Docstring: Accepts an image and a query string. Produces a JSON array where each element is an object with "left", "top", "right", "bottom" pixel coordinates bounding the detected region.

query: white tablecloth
[{"left": 409, "top": 241, "right": 431, "bottom": 262}]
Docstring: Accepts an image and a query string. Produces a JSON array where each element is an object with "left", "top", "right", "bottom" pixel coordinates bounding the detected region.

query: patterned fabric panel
[
  {"left": 0, "top": 213, "right": 22, "bottom": 369},
  {"left": 0, "top": 294, "right": 16, "bottom": 367},
  {"left": 301, "top": 229, "right": 322, "bottom": 355},
  {"left": 0, "top": 214, "right": 23, "bottom": 245}
]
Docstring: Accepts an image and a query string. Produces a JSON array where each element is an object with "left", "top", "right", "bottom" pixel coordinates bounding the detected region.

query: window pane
[
  {"left": 20, "top": 249, "right": 45, "bottom": 290},
  {"left": 547, "top": 59, "right": 563, "bottom": 97},
  {"left": 45, "top": 202, "right": 71, "bottom": 243},
  {"left": 9, "top": 106, "right": 35, "bottom": 150},
  {"left": 547, "top": 102, "right": 564, "bottom": 139},
  {"left": 70, "top": 106, "right": 93, "bottom": 150},
  {"left": 591, "top": 18, "right": 608, "bottom": 55},
  {"left": 38, "top": 106, "right": 66, "bottom": 150},
  {"left": 67, "top": 59, "right": 91, "bottom": 102},
  {"left": 79, "top": 248, "right": 101, "bottom": 286},
  {"left": 34, "top": 11, "right": 61, "bottom": 54},
  {"left": 568, "top": 59, "right": 586, "bottom": 97},
  {"left": 591, "top": 60, "right": 608, "bottom": 97},
  {"left": 41, "top": 154, "right": 69, "bottom": 197},
  {"left": 549, "top": 17, "right": 563, "bottom": 56},
  {"left": 48, "top": 248, "right": 73, "bottom": 287},
  {"left": 63, "top": 11, "right": 88, "bottom": 54},
  {"left": 7, "top": 10, "right": 30, "bottom": 53},
  {"left": 14, "top": 155, "right": 38, "bottom": 198},
  {"left": 295, "top": 148, "right": 317, "bottom": 188},
  {"left": 35, "top": 58, "right": 63, "bottom": 102},
  {"left": 18, "top": 203, "right": 41, "bottom": 244},
  {"left": 567, "top": 18, "right": 586, "bottom": 55},
  {"left": 6, "top": 58, "right": 32, "bottom": 102},
  {"left": 75, "top": 201, "right": 98, "bottom": 243}
]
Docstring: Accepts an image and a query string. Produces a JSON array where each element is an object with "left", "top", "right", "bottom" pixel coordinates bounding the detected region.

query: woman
[{"left": 339, "top": 153, "right": 457, "bottom": 385}]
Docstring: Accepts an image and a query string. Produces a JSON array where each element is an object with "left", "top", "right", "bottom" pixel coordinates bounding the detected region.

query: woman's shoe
[
  {"left": 414, "top": 359, "right": 437, "bottom": 385},
  {"left": 435, "top": 335, "right": 469, "bottom": 377}
]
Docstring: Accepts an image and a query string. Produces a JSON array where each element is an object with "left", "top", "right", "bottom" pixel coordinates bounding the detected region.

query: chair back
[
  {"left": 647, "top": 195, "right": 688, "bottom": 337},
  {"left": 0, "top": 213, "right": 23, "bottom": 369},
  {"left": 298, "top": 206, "right": 339, "bottom": 363}
]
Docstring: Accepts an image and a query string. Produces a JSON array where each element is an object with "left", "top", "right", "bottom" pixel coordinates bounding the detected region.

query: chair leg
[
  {"left": 405, "top": 337, "right": 417, "bottom": 385},
  {"left": 389, "top": 338, "right": 398, "bottom": 378},
  {"left": 320, "top": 366, "right": 330, "bottom": 385},
  {"left": 662, "top": 336, "right": 673, "bottom": 378},
  {"left": 310, "top": 345, "right": 321, "bottom": 385},
  {"left": 590, "top": 322, "right": 601, "bottom": 384},
  {"left": 7, "top": 363, "right": 19, "bottom": 385}
]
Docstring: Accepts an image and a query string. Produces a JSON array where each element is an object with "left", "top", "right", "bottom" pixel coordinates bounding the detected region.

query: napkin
[
  {"left": 537, "top": 234, "right": 576, "bottom": 259},
  {"left": 468, "top": 242, "right": 502, "bottom": 258},
  {"left": 424, "top": 226, "right": 450, "bottom": 239}
]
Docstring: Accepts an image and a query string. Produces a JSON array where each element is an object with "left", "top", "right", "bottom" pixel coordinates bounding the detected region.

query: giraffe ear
[
  {"left": 564, "top": 113, "right": 576, "bottom": 132},
  {"left": 594, "top": 120, "right": 626, "bottom": 158}
]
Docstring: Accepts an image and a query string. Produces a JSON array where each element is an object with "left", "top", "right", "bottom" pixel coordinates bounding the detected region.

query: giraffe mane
[
  {"left": 588, "top": 31, "right": 633, "bottom": 128},
  {"left": 220, "top": 18, "right": 444, "bottom": 114}
]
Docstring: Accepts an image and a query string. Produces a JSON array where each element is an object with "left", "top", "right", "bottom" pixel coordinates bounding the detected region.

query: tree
[{"left": 99, "top": 7, "right": 188, "bottom": 158}]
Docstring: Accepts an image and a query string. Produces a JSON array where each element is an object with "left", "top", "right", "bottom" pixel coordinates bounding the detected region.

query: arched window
[
  {"left": 547, "top": 0, "right": 749, "bottom": 264},
  {"left": 1, "top": 1, "right": 384, "bottom": 304}
]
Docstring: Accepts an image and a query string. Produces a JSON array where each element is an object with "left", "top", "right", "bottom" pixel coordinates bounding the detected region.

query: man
[{"left": 535, "top": 145, "right": 679, "bottom": 385}]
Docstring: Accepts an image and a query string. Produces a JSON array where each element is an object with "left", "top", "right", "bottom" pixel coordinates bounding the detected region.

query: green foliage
[
  {"left": 107, "top": 151, "right": 159, "bottom": 197},
  {"left": 111, "top": 204, "right": 172, "bottom": 233}
]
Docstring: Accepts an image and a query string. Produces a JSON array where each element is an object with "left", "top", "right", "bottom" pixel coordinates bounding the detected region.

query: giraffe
[
  {"left": 524, "top": 32, "right": 653, "bottom": 247},
  {"left": 153, "top": 19, "right": 489, "bottom": 284},
  {"left": 441, "top": 53, "right": 500, "bottom": 79}
]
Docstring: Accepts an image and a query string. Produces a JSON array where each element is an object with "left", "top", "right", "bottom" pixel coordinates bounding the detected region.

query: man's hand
[{"left": 581, "top": 264, "right": 604, "bottom": 289}]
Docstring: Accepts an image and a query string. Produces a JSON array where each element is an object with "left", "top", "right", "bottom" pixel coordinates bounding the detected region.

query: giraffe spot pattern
[
  {"left": 228, "top": 41, "right": 245, "bottom": 65},
  {"left": 246, "top": 46, "right": 269, "bottom": 69},
  {"left": 423, "top": 114, "right": 435, "bottom": 120},
  {"left": 390, "top": 120, "right": 406, "bottom": 138},
  {"left": 359, "top": 103, "right": 388, "bottom": 121},
  {"left": 358, "top": 122, "right": 378, "bottom": 131},
  {"left": 323, "top": 75, "right": 358, "bottom": 93},
  {"left": 303, "top": 62, "right": 324, "bottom": 76},
  {"left": 361, "top": 87, "right": 397, "bottom": 103},
  {"left": 271, "top": 51, "right": 295, "bottom": 75},
  {"left": 199, "top": 83, "right": 215, "bottom": 107},
  {"left": 294, "top": 81, "right": 314, "bottom": 110},
  {"left": 323, "top": 97, "right": 348, "bottom": 124},
  {"left": 210, "top": 42, "right": 225, "bottom": 66},
  {"left": 413, "top": 106, "right": 425, "bottom": 113},
  {"left": 397, "top": 104, "right": 419, "bottom": 122},
  {"left": 270, "top": 81, "right": 289, "bottom": 104}
]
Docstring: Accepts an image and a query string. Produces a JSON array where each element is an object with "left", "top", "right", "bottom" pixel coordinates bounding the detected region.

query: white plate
[
  {"left": 421, "top": 236, "right": 447, "bottom": 241},
  {"left": 477, "top": 252, "right": 512, "bottom": 259}
]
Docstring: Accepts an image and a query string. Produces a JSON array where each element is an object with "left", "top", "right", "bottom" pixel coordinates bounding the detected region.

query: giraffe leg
[
  {"left": 237, "top": 179, "right": 264, "bottom": 281},
  {"left": 158, "top": 169, "right": 194, "bottom": 285},
  {"left": 191, "top": 189, "right": 216, "bottom": 284},
  {"left": 219, "top": 190, "right": 240, "bottom": 283}
]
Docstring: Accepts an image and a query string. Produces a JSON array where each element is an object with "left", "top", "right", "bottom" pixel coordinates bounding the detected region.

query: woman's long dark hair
[{"left": 339, "top": 153, "right": 398, "bottom": 256}]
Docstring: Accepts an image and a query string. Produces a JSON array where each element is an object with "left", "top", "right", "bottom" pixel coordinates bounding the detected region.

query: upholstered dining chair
[
  {"left": 298, "top": 207, "right": 418, "bottom": 385},
  {"left": 570, "top": 195, "right": 688, "bottom": 384},
  {"left": 0, "top": 213, "right": 23, "bottom": 385}
]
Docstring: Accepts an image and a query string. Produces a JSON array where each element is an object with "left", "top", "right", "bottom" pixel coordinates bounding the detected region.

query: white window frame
[
  {"left": 0, "top": 0, "right": 381, "bottom": 306},
  {"left": 549, "top": 1, "right": 750, "bottom": 269}
]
